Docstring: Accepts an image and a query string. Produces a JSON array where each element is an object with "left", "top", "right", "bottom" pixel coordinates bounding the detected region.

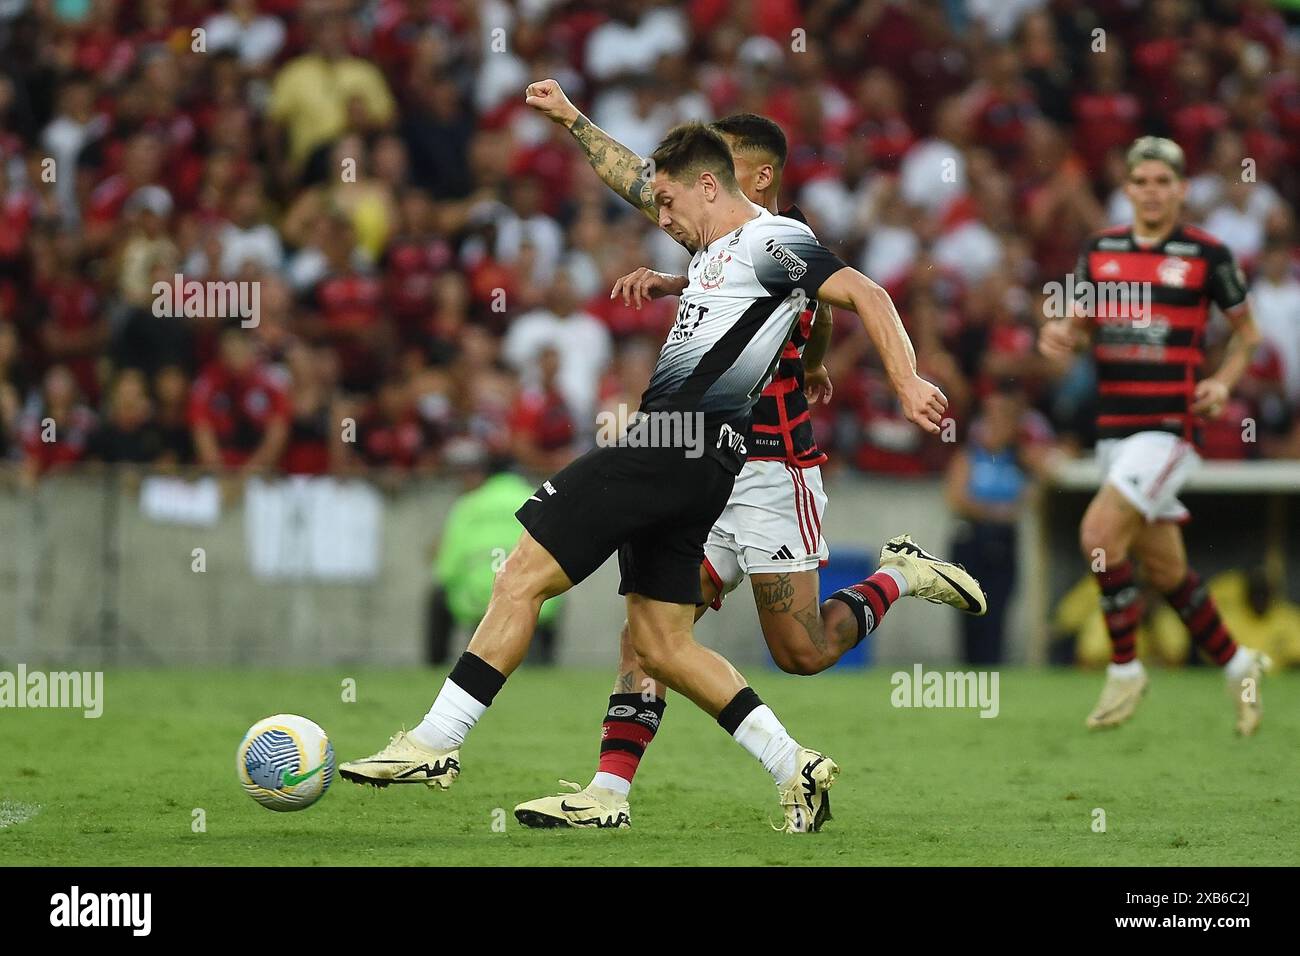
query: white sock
[
  {"left": 879, "top": 567, "right": 910, "bottom": 597},
  {"left": 1223, "top": 647, "right": 1253, "bottom": 682},
  {"left": 1107, "top": 659, "right": 1146, "bottom": 679},
  {"left": 410, "top": 679, "right": 485, "bottom": 751},
  {"left": 591, "top": 771, "right": 632, "bottom": 797},
  {"left": 732, "top": 705, "right": 800, "bottom": 785}
]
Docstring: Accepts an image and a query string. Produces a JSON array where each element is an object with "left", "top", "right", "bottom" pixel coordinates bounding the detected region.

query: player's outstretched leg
[
  {"left": 339, "top": 532, "right": 570, "bottom": 788},
  {"left": 748, "top": 535, "right": 987, "bottom": 677},
  {"left": 515, "top": 567, "right": 725, "bottom": 828},
  {"left": 624, "top": 593, "right": 838, "bottom": 833}
]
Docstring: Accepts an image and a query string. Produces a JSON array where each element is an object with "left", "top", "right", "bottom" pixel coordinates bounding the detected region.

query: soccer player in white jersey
[
  {"left": 340, "top": 120, "right": 949, "bottom": 833},
  {"left": 512, "top": 81, "right": 987, "bottom": 828}
]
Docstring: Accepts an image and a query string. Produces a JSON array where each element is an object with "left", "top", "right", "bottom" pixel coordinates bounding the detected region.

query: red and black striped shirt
[
  {"left": 748, "top": 205, "right": 828, "bottom": 468},
  {"left": 1075, "top": 224, "right": 1248, "bottom": 443}
]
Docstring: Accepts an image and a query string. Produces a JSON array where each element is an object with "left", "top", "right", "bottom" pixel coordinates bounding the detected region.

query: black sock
[
  {"left": 448, "top": 651, "right": 507, "bottom": 707},
  {"left": 716, "top": 687, "right": 763, "bottom": 735}
]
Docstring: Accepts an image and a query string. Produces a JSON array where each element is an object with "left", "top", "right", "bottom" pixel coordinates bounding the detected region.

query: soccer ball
[{"left": 236, "top": 714, "right": 335, "bottom": 811}]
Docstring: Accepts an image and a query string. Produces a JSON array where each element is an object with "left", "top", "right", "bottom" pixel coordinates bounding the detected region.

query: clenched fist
[
  {"left": 1039, "top": 317, "right": 1084, "bottom": 361},
  {"left": 898, "top": 375, "right": 948, "bottom": 435},
  {"left": 524, "top": 79, "right": 580, "bottom": 128},
  {"left": 1191, "top": 378, "right": 1229, "bottom": 418}
]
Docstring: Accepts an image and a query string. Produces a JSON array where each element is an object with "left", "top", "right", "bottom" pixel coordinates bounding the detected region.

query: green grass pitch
[{"left": 1, "top": 667, "right": 1296, "bottom": 866}]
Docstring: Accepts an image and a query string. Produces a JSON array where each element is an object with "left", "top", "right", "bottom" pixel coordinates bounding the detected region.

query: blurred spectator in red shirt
[
  {"left": 301, "top": 212, "right": 390, "bottom": 394},
  {"left": 281, "top": 342, "right": 342, "bottom": 476},
  {"left": 189, "top": 326, "right": 289, "bottom": 470},
  {"left": 0, "top": 321, "right": 24, "bottom": 462},
  {"left": 510, "top": 346, "right": 578, "bottom": 473},
  {"left": 353, "top": 374, "right": 440, "bottom": 474},
  {"left": 967, "top": 46, "right": 1040, "bottom": 167},
  {"left": 32, "top": 229, "right": 108, "bottom": 405},
  {"left": 384, "top": 186, "right": 453, "bottom": 350},
  {"left": 20, "top": 364, "right": 98, "bottom": 482},
  {"left": 1072, "top": 47, "right": 1142, "bottom": 180}
]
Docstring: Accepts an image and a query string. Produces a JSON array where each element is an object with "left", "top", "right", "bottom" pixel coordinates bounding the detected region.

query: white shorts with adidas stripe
[
  {"left": 1097, "top": 430, "right": 1201, "bottom": 524},
  {"left": 703, "top": 459, "right": 829, "bottom": 607}
]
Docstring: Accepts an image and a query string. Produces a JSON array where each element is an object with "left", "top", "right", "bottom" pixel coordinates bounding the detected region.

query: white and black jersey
[
  {"left": 639, "top": 209, "right": 846, "bottom": 438},
  {"left": 514, "top": 210, "right": 845, "bottom": 606}
]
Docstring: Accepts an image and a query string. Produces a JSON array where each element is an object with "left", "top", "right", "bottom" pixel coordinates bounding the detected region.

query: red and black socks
[
  {"left": 1095, "top": 560, "right": 1143, "bottom": 666},
  {"left": 592, "top": 693, "right": 666, "bottom": 796},
  {"left": 827, "top": 567, "right": 908, "bottom": 646},
  {"left": 1164, "top": 570, "right": 1239, "bottom": 666}
]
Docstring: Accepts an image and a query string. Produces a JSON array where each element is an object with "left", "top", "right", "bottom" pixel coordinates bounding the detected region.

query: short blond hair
[{"left": 1125, "top": 136, "right": 1185, "bottom": 178}]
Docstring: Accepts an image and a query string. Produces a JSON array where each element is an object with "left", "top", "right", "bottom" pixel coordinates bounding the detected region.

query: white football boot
[
  {"left": 1085, "top": 663, "right": 1150, "bottom": 729},
  {"left": 514, "top": 780, "right": 631, "bottom": 829},
  {"left": 1229, "top": 648, "right": 1271, "bottom": 737},
  {"left": 338, "top": 730, "right": 460, "bottom": 789},
  {"left": 878, "top": 534, "right": 988, "bottom": 616},
  {"left": 775, "top": 748, "right": 839, "bottom": 834}
]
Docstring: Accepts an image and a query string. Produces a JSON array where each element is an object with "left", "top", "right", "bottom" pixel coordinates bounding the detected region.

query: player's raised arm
[
  {"left": 525, "top": 79, "right": 657, "bottom": 222},
  {"left": 814, "top": 267, "right": 946, "bottom": 434}
]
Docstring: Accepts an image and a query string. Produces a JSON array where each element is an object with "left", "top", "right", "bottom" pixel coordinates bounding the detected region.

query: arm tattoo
[
  {"left": 615, "top": 670, "right": 636, "bottom": 694},
  {"left": 569, "top": 115, "right": 655, "bottom": 212}
]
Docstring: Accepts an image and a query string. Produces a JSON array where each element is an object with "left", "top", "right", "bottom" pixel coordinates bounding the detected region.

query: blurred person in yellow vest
[{"left": 1209, "top": 568, "right": 1300, "bottom": 668}]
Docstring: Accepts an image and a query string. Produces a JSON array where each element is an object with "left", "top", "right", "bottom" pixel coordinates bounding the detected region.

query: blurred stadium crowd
[{"left": 1, "top": 0, "right": 1298, "bottom": 487}]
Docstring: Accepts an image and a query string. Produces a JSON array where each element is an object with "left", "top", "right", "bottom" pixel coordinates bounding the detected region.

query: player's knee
[
  {"left": 1079, "top": 519, "right": 1124, "bottom": 567},
  {"left": 627, "top": 631, "right": 683, "bottom": 683},
  {"left": 491, "top": 549, "right": 554, "bottom": 605},
  {"left": 1142, "top": 552, "right": 1186, "bottom": 593},
  {"left": 632, "top": 646, "right": 670, "bottom": 683},
  {"left": 771, "top": 645, "right": 828, "bottom": 676},
  {"left": 766, "top": 627, "right": 833, "bottom": 675}
]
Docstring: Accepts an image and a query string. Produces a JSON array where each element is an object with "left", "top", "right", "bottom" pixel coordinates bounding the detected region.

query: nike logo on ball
[{"left": 280, "top": 763, "right": 327, "bottom": 787}]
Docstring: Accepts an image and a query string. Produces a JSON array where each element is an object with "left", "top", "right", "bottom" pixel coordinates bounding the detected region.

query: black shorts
[{"left": 516, "top": 441, "right": 737, "bottom": 605}]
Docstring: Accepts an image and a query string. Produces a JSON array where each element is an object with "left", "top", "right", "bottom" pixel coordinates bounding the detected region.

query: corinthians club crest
[{"left": 701, "top": 249, "right": 731, "bottom": 289}]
